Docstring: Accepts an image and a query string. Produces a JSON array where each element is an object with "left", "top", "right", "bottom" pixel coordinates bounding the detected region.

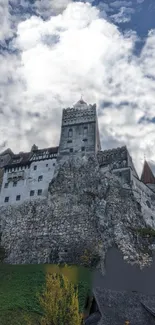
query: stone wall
[
  {"left": 0, "top": 155, "right": 154, "bottom": 270},
  {"left": 97, "top": 146, "right": 128, "bottom": 169}
]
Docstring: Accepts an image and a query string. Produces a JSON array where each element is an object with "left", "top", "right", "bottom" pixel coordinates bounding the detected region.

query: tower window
[
  {"left": 4, "top": 197, "right": 9, "bottom": 203},
  {"left": 46, "top": 164, "right": 48, "bottom": 167},
  {"left": 4, "top": 183, "right": 8, "bottom": 188},
  {"left": 34, "top": 165, "right": 37, "bottom": 170},
  {"left": 30, "top": 190, "right": 35, "bottom": 196},
  {"left": 67, "top": 140, "right": 72, "bottom": 143},
  {"left": 70, "top": 148, "right": 73, "bottom": 153},
  {"left": 68, "top": 128, "right": 73, "bottom": 138},
  {"left": 13, "top": 181, "right": 17, "bottom": 187},
  {"left": 16, "top": 195, "right": 21, "bottom": 201},
  {"left": 83, "top": 126, "right": 88, "bottom": 136},
  {"left": 38, "top": 175, "right": 43, "bottom": 182},
  {"left": 38, "top": 189, "right": 42, "bottom": 196},
  {"left": 83, "top": 139, "right": 87, "bottom": 142},
  {"left": 81, "top": 147, "right": 85, "bottom": 152}
]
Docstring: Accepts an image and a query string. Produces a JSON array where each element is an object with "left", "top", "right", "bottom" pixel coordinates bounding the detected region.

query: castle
[
  {"left": 0, "top": 98, "right": 155, "bottom": 207},
  {"left": 1, "top": 99, "right": 155, "bottom": 325}
]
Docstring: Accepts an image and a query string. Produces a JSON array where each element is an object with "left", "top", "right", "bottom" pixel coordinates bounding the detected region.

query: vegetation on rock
[
  {"left": 0, "top": 232, "right": 6, "bottom": 263},
  {"left": 80, "top": 248, "right": 100, "bottom": 269},
  {"left": 134, "top": 227, "right": 155, "bottom": 238}
]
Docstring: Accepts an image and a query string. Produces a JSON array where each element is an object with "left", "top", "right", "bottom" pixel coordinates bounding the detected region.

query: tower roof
[
  {"left": 77, "top": 99, "right": 87, "bottom": 105},
  {"left": 74, "top": 98, "right": 87, "bottom": 108},
  {"left": 141, "top": 160, "right": 155, "bottom": 184}
]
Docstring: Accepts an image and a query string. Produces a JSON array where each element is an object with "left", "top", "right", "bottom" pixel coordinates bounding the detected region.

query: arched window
[{"left": 68, "top": 128, "right": 73, "bottom": 138}]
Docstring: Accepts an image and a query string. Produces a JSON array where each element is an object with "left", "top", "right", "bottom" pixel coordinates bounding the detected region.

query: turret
[{"left": 141, "top": 160, "right": 155, "bottom": 192}]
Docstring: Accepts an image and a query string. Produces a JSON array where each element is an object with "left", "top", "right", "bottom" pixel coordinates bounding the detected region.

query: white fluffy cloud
[
  {"left": 0, "top": 1, "right": 155, "bottom": 176},
  {"left": 34, "top": 0, "right": 73, "bottom": 18}
]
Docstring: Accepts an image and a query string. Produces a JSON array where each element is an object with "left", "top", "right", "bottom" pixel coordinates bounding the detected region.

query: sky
[{"left": 0, "top": 0, "right": 155, "bottom": 176}]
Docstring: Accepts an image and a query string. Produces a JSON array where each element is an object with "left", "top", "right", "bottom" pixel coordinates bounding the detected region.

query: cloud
[
  {"left": 34, "top": 0, "right": 72, "bottom": 18},
  {"left": 111, "top": 6, "right": 135, "bottom": 23},
  {"left": 110, "top": 1, "right": 132, "bottom": 8},
  {"left": 0, "top": 0, "right": 13, "bottom": 42},
  {"left": 0, "top": 1, "right": 155, "bottom": 177}
]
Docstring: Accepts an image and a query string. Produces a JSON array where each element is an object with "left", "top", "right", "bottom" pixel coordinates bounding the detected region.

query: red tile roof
[{"left": 141, "top": 160, "right": 155, "bottom": 184}]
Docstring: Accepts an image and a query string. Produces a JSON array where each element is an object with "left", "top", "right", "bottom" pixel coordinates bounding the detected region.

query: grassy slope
[{"left": 0, "top": 264, "right": 92, "bottom": 325}]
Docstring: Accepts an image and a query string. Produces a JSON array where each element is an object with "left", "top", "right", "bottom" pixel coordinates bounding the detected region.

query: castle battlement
[{"left": 62, "top": 104, "right": 96, "bottom": 126}]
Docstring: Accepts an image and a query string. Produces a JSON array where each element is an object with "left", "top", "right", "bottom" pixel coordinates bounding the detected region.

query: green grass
[{"left": 0, "top": 264, "right": 92, "bottom": 325}]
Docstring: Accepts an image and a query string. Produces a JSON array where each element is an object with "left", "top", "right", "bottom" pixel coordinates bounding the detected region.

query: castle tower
[
  {"left": 58, "top": 99, "right": 101, "bottom": 159},
  {"left": 141, "top": 160, "right": 155, "bottom": 192}
]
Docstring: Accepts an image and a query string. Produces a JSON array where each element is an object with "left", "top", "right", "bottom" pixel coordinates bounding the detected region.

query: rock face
[{"left": 0, "top": 155, "right": 154, "bottom": 271}]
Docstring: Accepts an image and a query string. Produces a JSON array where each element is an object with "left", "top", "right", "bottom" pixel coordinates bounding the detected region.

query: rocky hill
[{"left": 0, "top": 155, "right": 154, "bottom": 273}]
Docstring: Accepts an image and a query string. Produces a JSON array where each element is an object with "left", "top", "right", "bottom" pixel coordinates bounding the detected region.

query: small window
[
  {"left": 4, "top": 197, "right": 9, "bottom": 203},
  {"left": 30, "top": 190, "right": 34, "bottom": 196},
  {"left": 81, "top": 147, "right": 85, "bottom": 152},
  {"left": 83, "top": 126, "right": 88, "bottom": 136},
  {"left": 67, "top": 140, "right": 72, "bottom": 143},
  {"left": 38, "top": 175, "right": 43, "bottom": 182},
  {"left": 4, "top": 183, "right": 8, "bottom": 188},
  {"left": 83, "top": 139, "right": 87, "bottom": 142},
  {"left": 16, "top": 195, "right": 21, "bottom": 201},
  {"left": 70, "top": 148, "right": 73, "bottom": 153},
  {"left": 68, "top": 128, "right": 73, "bottom": 138},
  {"left": 38, "top": 189, "right": 42, "bottom": 196},
  {"left": 34, "top": 165, "right": 37, "bottom": 170},
  {"left": 53, "top": 163, "right": 55, "bottom": 166},
  {"left": 46, "top": 164, "right": 48, "bottom": 167},
  {"left": 13, "top": 181, "right": 17, "bottom": 187}
]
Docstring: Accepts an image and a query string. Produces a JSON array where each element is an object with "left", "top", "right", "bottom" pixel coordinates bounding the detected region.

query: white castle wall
[{"left": 0, "top": 158, "right": 57, "bottom": 206}]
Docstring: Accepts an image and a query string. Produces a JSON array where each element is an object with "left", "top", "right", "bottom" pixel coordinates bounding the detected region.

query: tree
[{"left": 39, "top": 272, "right": 83, "bottom": 325}]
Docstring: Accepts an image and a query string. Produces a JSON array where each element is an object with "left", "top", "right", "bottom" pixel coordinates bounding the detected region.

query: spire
[
  {"left": 141, "top": 160, "right": 155, "bottom": 184},
  {"left": 31, "top": 144, "right": 38, "bottom": 152}
]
